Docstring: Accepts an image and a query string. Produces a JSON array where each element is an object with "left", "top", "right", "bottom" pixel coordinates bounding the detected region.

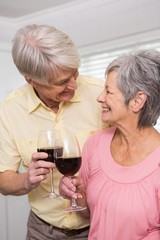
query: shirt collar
[{"left": 27, "top": 84, "right": 81, "bottom": 113}]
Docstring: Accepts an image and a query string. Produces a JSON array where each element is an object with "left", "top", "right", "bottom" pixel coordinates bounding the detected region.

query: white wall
[
  {"left": 0, "top": 50, "right": 24, "bottom": 101},
  {"left": 0, "top": 0, "right": 160, "bottom": 101},
  {"left": 1, "top": 0, "right": 160, "bottom": 48},
  {"left": 0, "top": 194, "right": 30, "bottom": 240},
  {"left": 1, "top": 0, "right": 160, "bottom": 100}
]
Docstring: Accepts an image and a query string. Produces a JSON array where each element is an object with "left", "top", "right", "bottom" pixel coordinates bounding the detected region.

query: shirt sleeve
[{"left": 0, "top": 105, "right": 21, "bottom": 172}]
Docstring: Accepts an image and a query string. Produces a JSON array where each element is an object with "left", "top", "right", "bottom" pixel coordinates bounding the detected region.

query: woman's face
[{"left": 97, "top": 70, "right": 129, "bottom": 126}]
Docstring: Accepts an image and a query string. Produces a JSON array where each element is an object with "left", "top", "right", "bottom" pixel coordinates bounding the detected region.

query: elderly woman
[{"left": 59, "top": 49, "right": 160, "bottom": 240}]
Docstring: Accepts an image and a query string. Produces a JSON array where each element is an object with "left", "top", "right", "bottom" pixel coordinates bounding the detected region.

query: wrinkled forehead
[{"left": 48, "top": 67, "right": 78, "bottom": 85}]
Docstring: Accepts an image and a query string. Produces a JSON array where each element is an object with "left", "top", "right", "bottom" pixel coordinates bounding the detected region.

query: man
[{"left": 0, "top": 24, "right": 104, "bottom": 240}]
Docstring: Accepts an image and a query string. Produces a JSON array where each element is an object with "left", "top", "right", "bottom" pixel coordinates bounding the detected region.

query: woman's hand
[
  {"left": 59, "top": 176, "right": 90, "bottom": 218},
  {"left": 59, "top": 175, "right": 84, "bottom": 199}
]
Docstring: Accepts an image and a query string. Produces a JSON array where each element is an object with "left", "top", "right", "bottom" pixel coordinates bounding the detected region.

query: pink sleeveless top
[{"left": 80, "top": 127, "right": 160, "bottom": 240}]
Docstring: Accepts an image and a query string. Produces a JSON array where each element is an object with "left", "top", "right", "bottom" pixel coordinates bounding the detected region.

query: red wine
[
  {"left": 55, "top": 156, "right": 81, "bottom": 176},
  {"left": 37, "top": 147, "right": 63, "bottom": 163}
]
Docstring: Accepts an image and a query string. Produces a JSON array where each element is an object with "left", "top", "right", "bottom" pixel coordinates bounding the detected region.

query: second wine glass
[
  {"left": 37, "top": 130, "right": 63, "bottom": 199},
  {"left": 55, "top": 133, "right": 87, "bottom": 212}
]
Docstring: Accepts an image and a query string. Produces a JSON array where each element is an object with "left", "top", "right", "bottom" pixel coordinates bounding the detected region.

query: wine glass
[
  {"left": 37, "top": 130, "right": 63, "bottom": 199},
  {"left": 55, "top": 133, "right": 87, "bottom": 212}
]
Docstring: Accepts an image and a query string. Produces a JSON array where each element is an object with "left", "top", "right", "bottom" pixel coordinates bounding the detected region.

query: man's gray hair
[{"left": 12, "top": 24, "right": 80, "bottom": 85}]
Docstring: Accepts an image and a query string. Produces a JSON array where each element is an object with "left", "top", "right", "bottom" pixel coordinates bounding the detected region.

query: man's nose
[{"left": 66, "top": 76, "right": 77, "bottom": 90}]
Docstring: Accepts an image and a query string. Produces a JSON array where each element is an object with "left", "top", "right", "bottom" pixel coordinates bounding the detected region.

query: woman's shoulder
[{"left": 86, "top": 127, "right": 116, "bottom": 144}]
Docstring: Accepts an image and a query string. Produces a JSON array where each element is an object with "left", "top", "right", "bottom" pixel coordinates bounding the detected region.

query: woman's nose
[{"left": 97, "top": 90, "right": 105, "bottom": 103}]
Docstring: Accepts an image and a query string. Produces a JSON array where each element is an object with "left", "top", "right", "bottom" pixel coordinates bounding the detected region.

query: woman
[{"left": 59, "top": 49, "right": 160, "bottom": 239}]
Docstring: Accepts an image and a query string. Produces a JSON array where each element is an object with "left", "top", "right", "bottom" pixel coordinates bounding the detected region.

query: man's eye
[
  {"left": 57, "top": 79, "right": 69, "bottom": 86},
  {"left": 74, "top": 71, "right": 78, "bottom": 78},
  {"left": 61, "top": 80, "right": 68, "bottom": 85}
]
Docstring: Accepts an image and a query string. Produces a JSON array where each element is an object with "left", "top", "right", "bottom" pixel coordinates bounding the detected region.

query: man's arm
[
  {"left": 0, "top": 152, "right": 54, "bottom": 196},
  {"left": 0, "top": 171, "right": 30, "bottom": 195}
]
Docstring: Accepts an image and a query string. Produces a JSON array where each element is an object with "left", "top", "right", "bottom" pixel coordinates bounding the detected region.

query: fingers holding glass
[{"left": 55, "top": 134, "right": 87, "bottom": 212}]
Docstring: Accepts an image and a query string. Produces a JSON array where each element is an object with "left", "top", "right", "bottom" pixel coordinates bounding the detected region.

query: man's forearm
[{"left": 0, "top": 170, "right": 30, "bottom": 196}]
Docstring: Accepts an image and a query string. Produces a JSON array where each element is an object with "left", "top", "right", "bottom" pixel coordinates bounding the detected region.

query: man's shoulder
[
  {"left": 1, "top": 84, "right": 31, "bottom": 104},
  {"left": 77, "top": 75, "right": 104, "bottom": 88}
]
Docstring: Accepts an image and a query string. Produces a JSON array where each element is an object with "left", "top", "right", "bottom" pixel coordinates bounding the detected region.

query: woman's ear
[{"left": 131, "top": 91, "right": 147, "bottom": 112}]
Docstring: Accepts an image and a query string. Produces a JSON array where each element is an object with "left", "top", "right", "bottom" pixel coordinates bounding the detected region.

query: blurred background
[{"left": 0, "top": 0, "right": 160, "bottom": 239}]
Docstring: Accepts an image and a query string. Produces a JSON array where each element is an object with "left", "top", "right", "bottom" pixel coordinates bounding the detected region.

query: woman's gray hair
[
  {"left": 106, "top": 49, "right": 160, "bottom": 127},
  {"left": 12, "top": 24, "right": 80, "bottom": 85}
]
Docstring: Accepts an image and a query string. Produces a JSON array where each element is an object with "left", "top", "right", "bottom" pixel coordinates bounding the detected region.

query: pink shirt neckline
[{"left": 100, "top": 127, "right": 160, "bottom": 183}]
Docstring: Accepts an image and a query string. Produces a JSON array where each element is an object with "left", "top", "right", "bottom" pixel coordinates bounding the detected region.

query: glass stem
[
  {"left": 50, "top": 169, "right": 54, "bottom": 193},
  {"left": 71, "top": 198, "right": 78, "bottom": 209}
]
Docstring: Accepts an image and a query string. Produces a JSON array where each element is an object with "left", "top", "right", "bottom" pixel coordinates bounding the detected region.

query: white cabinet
[
  {"left": 0, "top": 194, "right": 30, "bottom": 240},
  {"left": 0, "top": 195, "right": 7, "bottom": 239}
]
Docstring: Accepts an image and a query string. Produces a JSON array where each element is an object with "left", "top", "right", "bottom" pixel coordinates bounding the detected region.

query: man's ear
[
  {"left": 25, "top": 77, "right": 34, "bottom": 86},
  {"left": 131, "top": 91, "right": 147, "bottom": 112}
]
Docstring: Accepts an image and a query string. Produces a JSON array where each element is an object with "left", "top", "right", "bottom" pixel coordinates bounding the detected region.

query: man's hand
[{"left": 25, "top": 152, "right": 55, "bottom": 191}]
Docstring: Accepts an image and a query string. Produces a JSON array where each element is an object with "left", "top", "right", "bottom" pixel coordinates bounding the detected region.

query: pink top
[{"left": 80, "top": 127, "right": 160, "bottom": 240}]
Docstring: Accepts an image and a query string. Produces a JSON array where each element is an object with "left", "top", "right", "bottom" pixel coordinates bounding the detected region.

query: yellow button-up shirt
[{"left": 0, "top": 75, "right": 104, "bottom": 229}]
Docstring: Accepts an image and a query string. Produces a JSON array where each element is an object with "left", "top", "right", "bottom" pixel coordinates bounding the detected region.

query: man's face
[{"left": 28, "top": 69, "right": 79, "bottom": 109}]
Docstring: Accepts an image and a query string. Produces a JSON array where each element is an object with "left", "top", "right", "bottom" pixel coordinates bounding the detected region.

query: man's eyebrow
[
  {"left": 58, "top": 71, "right": 78, "bottom": 83},
  {"left": 53, "top": 76, "right": 70, "bottom": 86},
  {"left": 53, "top": 69, "right": 78, "bottom": 85},
  {"left": 57, "top": 77, "right": 70, "bottom": 84}
]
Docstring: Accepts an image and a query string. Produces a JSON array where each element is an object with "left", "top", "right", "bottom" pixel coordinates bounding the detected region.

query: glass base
[
  {"left": 65, "top": 206, "right": 87, "bottom": 212},
  {"left": 43, "top": 192, "right": 62, "bottom": 199}
]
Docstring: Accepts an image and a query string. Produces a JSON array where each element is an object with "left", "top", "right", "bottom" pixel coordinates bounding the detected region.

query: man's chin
[{"left": 59, "top": 92, "right": 75, "bottom": 102}]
